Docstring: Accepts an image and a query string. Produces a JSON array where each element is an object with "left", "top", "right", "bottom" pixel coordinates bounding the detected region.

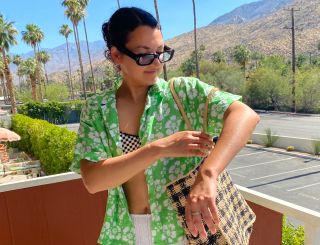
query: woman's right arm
[{"left": 81, "top": 131, "right": 213, "bottom": 194}]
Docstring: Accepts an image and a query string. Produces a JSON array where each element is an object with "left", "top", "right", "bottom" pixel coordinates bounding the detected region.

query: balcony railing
[{"left": 0, "top": 172, "right": 319, "bottom": 244}]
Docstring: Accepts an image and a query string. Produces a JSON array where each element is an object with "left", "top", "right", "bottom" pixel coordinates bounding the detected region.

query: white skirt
[{"left": 130, "top": 214, "right": 188, "bottom": 245}]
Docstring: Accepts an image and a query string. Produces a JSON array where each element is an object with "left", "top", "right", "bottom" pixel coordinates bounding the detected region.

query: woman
[{"left": 70, "top": 7, "right": 260, "bottom": 245}]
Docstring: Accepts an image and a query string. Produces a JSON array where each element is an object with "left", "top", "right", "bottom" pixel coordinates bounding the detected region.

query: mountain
[
  {"left": 164, "top": 0, "right": 320, "bottom": 69},
  {"left": 210, "top": 0, "right": 294, "bottom": 25},
  {"left": 12, "top": 40, "right": 105, "bottom": 73}
]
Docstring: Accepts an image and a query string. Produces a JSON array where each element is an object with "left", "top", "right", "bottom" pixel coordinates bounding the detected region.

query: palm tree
[
  {"left": 117, "top": 0, "right": 120, "bottom": 8},
  {"left": 233, "top": 45, "right": 251, "bottom": 77},
  {"left": 0, "top": 15, "right": 18, "bottom": 113},
  {"left": 59, "top": 24, "right": 75, "bottom": 99},
  {"left": 191, "top": 0, "right": 199, "bottom": 78},
  {"left": 211, "top": 51, "right": 226, "bottom": 64},
  {"left": 21, "top": 24, "right": 44, "bottom": 100},
  {"left": 19, "top": 58, "right": 38, "bottom": 100},
  {"left": 12, "top": 55, "right": 22, "bottom": 92},
  {"left": 37, "top": 51, "right": 50, "bottom": 84},
  {"left": 153, "top": 0, "right": 168, "bottom": 81},
  {"left": 78, "top": 0, "right": 96, "bottom": 93},
  {"left": 0, "top": 59, "right": 8, "bottom": 101},
  {"left": 62, "top": 0, "right": 87, "bottom": 99}
]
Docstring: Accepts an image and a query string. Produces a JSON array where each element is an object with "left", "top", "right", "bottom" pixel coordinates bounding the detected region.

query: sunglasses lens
[
  {"left": 138, "top": 54, "right": 155, "bottom": 65},
  {"left": 161, "top": 51, "right": 173, "bottom": 62}
]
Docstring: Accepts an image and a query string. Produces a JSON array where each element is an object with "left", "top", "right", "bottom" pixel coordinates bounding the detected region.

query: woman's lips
[{"left": 144, "top": 70, "right": 157, "bottom": 74}]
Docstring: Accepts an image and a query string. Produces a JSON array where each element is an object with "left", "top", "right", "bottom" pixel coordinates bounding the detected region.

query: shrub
[
  {"left": 17, "top": 100, "right": 84, "bottom": 124},
  {"left": 286, "top": 146, "right": 295, "bottom": 151},
  {"left": 282, "top": 217, "right": 304, "bottom": 245},
  {"left": 11, "top": 114, "right": 77, "bottom": 175},
  {"left": 312, "top": 139, "right": 320, "bottom": 156},
  {"left": 261, "top": 128, "right": 279, "bottom": 147}
]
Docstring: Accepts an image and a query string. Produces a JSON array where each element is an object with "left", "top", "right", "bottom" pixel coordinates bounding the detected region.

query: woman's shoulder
[{"left": 167, "top": 76, "right": 214, "bottom": 94}]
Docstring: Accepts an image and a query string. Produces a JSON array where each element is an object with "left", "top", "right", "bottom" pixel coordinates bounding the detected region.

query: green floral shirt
[{"left": 70, "top": 76, "right": 242, "bottom": 245}]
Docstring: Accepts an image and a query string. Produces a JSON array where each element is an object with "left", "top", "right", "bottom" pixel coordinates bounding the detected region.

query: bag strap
[{"left": 169, "top": 79, "right": 219, "bottom": 133}]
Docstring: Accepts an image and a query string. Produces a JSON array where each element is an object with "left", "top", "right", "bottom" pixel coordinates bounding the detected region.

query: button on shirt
[{"left": 70, "top": 76, "right": 242, "bottom": 245}]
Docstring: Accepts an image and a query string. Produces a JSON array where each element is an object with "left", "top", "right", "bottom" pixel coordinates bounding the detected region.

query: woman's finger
[
  {"left": 190, "top": 199, "right": 207, "bottom": 238},
  {"left": 185, "top": 202, "right": 198, "bottom": 237},
  {"left": 199, "top": 197, "right": 217, "bottom": 234},
  {"left": 207, "top": 198, "right": 220, "bottom": 225}
]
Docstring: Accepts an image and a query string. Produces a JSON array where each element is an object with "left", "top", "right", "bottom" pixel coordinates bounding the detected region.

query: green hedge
[
  {"left": 11, "top": 114, "right": 77, "bottom": 175},
  {"left": 282, "top": 217, "right": 304, "bottom": 245},
  {"left": 17, "top": 100, "right": 84, "bottom": 124}
]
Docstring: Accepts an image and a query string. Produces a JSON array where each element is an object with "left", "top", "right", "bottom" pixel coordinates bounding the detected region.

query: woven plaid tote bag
[{"left": 165, "top": 79, "right": 256, "bottom": 245}]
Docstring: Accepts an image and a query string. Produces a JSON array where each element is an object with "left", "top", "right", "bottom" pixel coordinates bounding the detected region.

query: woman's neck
[{"left": 117, "top": 80, "right": 149, "bottom": 103}]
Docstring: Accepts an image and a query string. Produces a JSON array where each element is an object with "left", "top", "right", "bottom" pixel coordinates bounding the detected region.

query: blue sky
[{"left": 1, "top": 0, "right": 255, "bottom": 54}]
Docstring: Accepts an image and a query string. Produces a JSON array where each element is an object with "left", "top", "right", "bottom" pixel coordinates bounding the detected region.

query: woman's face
[{"left": 112, "top": 25, "right": 165, "bottom": 87}]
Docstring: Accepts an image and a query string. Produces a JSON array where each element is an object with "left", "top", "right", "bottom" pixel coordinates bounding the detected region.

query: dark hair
[{"left": 102, "top": 7, "right": 160, "bottom": 61}]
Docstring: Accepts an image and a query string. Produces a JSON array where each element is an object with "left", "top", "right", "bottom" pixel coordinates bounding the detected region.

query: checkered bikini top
[{"left": 120, "top": 132, "right": 141, "bottom": 154}]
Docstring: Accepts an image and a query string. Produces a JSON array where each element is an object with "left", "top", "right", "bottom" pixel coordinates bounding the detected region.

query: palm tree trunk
[
  {"left": 30, "top": 74, "right": 37, "bottom": 101},
  {"left": 36, "top": 45, "right": 44, "bottom": 101},
  {"left": 1, "top": 50, "right": 17, "bottom": 113},
  {"left": 43, "top": 63, "right": 49, "bottom": 85},
  {"left": 117, "top": 0, "right": 120, "bottom": 8},
  {"left": 18, "top": 75, "right": 22, "bottom": 92},
  {"left": 83, "top": 18, "right": 96, "bottom": 93},
  {"left": 66, "top": 37, "right": 75, "bottom": 100},
  {"left": 1, "top": 74, "right": 8, "bottom": 103},
  {"left": 0, "top": 73, "right": 8, "bottom": 103},
  {"left": 73, "top": 22, "right": 87, "bottom": 100},
  {"left": 192, "top": 0, "right": 200, "bottom": 78},
  {"left": 153, "top": 0, "right": 168, "bottom": 81}
]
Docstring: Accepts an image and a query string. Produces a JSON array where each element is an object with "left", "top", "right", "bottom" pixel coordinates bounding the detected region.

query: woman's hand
[
  {"left": 185, "top": 170, "right": 220, "bottom": 238},
  {"left": 151, "top": 131, "right": 214, "bottom": 158}
]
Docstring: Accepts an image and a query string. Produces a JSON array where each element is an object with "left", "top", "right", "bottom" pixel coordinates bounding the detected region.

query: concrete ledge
[{"left": 251, "top": 133, "right": 320, "bottom": 155}]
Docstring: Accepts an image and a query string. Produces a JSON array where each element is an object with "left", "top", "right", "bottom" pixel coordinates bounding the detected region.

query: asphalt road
[
  {"left": 228, "top": 147, "right": 320, "bottom": 212},
  {"left": 255, "top": 113, "right": 320, "bottom": 139}
]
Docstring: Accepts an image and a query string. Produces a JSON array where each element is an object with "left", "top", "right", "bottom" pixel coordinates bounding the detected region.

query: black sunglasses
[{"left": 117, "top": 45, "right": 175, "bottom": 66}]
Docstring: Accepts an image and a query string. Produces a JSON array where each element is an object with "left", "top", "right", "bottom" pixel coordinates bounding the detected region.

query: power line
[{"left": 284, "top": 7, "right": 300, "bottom": 113}]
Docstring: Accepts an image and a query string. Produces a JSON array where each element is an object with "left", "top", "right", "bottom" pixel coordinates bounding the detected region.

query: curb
[
  {"left": 245, "top": 144, "right": 320, "bottom": 161},
  {"left": 255, "top": 110, "right": 320, "bottom": 117}
]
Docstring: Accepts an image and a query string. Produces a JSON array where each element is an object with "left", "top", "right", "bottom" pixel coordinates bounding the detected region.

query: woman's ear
[{"left": 110, "top": 46, "right": 122, "bottom": 65}]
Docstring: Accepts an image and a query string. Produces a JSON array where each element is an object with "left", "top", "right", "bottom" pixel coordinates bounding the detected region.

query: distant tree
[
  {"left": 296, "top": 68, "right": 320, "bottom": 113},
  {"left": 78, "top": 0, "right": 96, "bottom": 93},
  {"left": 19, "top": 58, "right": 38, "bottom": 100},
  {"left": 45, "top": 83, "right": 69, "bottom": 102},
  {"left": 251, "top": 51, "right": 264, "bottom": 69},
  {"left": 245, "top": 66, "right": 290, "bottom": 110},
  {"left": 233, "top": 45, "right": 251, "bottom": 77},
  {"left": 296, "top": 54, "right": 308, "bottom": 68},
  {"left": 21, "top": 24, "right": 44, "bottom": 101},
  {"left": 12, "top": 55, "right": 22, "bottom": 92},
  {"left": 180, "top": 45, "right": 205, "bottom": 76},
  {"left": 37, "top": 51, "right": 50, "bottom": 85},
  {"left": 62, "top": 0, "right": 87, "bottom": 99},
  {"left": 59, "top": 24, "right": 75, "bottom": 100},
  {"left": 211, "top": 51, "right": 226, "bottom": 64},
  {"left": 0, "top": 15, "right": 18, "bottom": 113},
  {"left": 0, "top": 59, "right": 9, "bottom": 102},
  {"left": 191, "top": 0, "right": 199, "bottom": 78},
  {"left": 154, "top": 0, "right": 168, "bottom": 81}
]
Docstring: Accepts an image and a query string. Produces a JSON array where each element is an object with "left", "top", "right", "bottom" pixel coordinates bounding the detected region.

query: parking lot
[{"left": 228, "top": 147, "right": 320, "bottom": 212}]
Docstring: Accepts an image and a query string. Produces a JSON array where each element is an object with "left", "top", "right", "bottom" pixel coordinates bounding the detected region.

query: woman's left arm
[{"left": 185, "top": 101, "right": 260, "bottom": 238}]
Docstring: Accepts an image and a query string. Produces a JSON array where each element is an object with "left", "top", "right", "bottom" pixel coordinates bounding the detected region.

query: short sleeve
[
  {"left": 208, "top": 89, "right": 242, "bottom": 135},
  {"left": 170, "top": 77, "right": 242, "bottom": 136},
  {"left": 69, "top": 99, "right": 111, "bottom": 174}
]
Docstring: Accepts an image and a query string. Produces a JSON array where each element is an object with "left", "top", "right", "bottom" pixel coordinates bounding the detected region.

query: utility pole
[{"left": 284, "top": 7, "right": 300, "bottom": 113}]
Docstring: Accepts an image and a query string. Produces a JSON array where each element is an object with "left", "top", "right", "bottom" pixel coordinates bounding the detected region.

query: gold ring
[{"left": 191, "top": 211, "right": 201, "bottom": 216}]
